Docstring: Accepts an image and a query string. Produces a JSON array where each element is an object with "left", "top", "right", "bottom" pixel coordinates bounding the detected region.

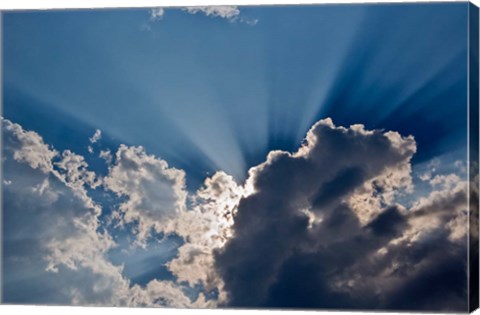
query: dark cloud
[
  {"left": 1, "top": 117, "right": 470, "bottom": 310},
  {"left": 214, "top": 119, "right": 468, "bottom": 311},
  {"left": 367, "top": 206, "right": 407, "bottom": 238}
]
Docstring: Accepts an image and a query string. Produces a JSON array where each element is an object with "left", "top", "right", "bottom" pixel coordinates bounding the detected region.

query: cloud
[
  {"left": 147, "top": 6, "right": 257, "bottom": 26},
  {"left": 89, "top": 129, "right": 102, "bottom": 144},
  {"left": 2, "top": 118, "right": 58, "bottom": 173},
  {"left": 182, "top": 6, "right": 257, "bottom": 25},
  {"left": 103, "top": 145, "right": 188, "bottom": 242},
  {"left": 88, "top": 129, "right": 102, "bottom": 153},
  {"left": 407, "top": 177, "right": 467, "bottom": 242},
  {"left": 213, "top": 118, "right": 468, "bottom": 311},
  {"left": 1, "top": 118, "right": 208, "bottom": 307},
  {"left": 167, "top": 171, "right": 244, "bottom": 301},
  {"left": 2, "top": 117, "right": 471, "bottom": 311},
  {"left": 2, "top": 118, "right": 118, "bottom": 305},
  {"left": 418, "top": 158, "right": 441, "bottom": 181},
  {"left": 103, "top": 144, "right": 244, "bottom": 298},
  {"left": 99, "top": 148, "right": 113, "bottom": 165},
  {"left": 55, "top": 150, "right": 102, "bottom": 189},
  {"left": 150, "top": 8, "right": 164, "bottom": 21},
  {"left": 183, "top": 6, "right": 240, "bottom": 20}
]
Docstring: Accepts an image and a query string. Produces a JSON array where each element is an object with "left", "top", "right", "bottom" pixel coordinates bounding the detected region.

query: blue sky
[
  {"left": 3, "top": 3, "right": 468, "bottom": 186},
  {"left": 1, "top": 3, "right": 475, "bottom": 311}
]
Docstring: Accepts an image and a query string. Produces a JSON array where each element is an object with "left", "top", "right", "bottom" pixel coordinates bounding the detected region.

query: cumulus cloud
[
  {"left": 103, "top": 145, "right": 188, "bottom": 242},
  {"left": 167, "top": 171, "right": 244, "bottom": 300},
  {"left": 103, "top": 144, "right": 244, "bottom": 298},
  {"left": 2, "top": 118, "right": 118, "bottom": 305},
  {"left": 55, "top": 150, "right": 102, "bottom": 189},
  {"left": 214, "top": 118, "right": 469, "bottom": 311},
  {"left": 1, "top": 118, "right": 207, "bottom": 307},
  {"left": 2, "top": 117, "right": 472, "bottom": 311},
  {"left": 2, "top": 118, "right": 57, "bottom": 173}
]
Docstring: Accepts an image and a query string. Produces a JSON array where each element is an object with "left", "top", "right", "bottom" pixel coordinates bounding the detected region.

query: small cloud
[
  {"left": 147, "top": 6, "right": 257, "bottom": 26},
  {"left": 243, "top": 18, "right": 259, "bottom": 26},
  {"left": 418, "top": 159, "right": 440, "bottom": 182},
  {"left": 3, "top": 180, "right": 12, "bottom": 186},
  {"left": 418, "top": 172, "right": 432, "bottom": 182},
  {"left": 182, "top": 6, "right": 257, "bottom": 24},
  {"left": 88, "top": 129, "right": 102, "bottom": 154},
  {"left": 150, "top": 8, "right": 164, "bottom": 21},
  {"left": 89, "top": 129, "right": 102, "bottom": 144},
  {"left": 183, "top": 6, "right": 240, "bottom": 20},
  {"left": 99, "top": 149, "right": 113, "bottom": 165}
]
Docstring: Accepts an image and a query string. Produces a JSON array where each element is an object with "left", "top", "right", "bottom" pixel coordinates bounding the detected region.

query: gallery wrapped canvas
[{"left": 1, "top": 1, "right": 479, "bottom": 313}]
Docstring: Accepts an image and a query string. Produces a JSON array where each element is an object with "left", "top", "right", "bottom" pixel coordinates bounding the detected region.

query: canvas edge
[
  {"left": 0, "top": 9, "right": 4, "bottom": 306},
  {"left": 0, "top": 2, "right": 476, "bottom": 312},
  {"left": 469, "top": 1, "right": 480, "bottom": 313}
]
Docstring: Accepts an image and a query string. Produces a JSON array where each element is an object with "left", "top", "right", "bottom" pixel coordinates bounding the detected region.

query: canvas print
[{"left": 1, "top": 2, "right": 479, "bottom": 312}]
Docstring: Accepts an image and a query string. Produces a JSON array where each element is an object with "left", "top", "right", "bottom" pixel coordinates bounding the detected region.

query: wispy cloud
[
  {"left": 182, "top": 6, "right": 240, "bottom": 20},
  {"left": 89, "top": 129, "right": 102, "bottom": 144},
  {"left": 147, "top": 6, "right": 257, "bottom": 26},
  {"left": 149, "top": 7, "right": 164, "bottom": 21},
  {"left": 88, "top": 129, "right": 102, "bottom": 153},
  {"left": 183, "top": 5, "right": 257, "bottom": 25}
]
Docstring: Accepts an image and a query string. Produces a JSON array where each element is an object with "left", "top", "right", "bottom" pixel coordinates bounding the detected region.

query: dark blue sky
[{"left": 3, "top": 2, "right": 468, "bottom": 189}]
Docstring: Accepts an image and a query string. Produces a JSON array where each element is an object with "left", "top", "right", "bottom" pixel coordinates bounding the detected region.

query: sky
[{"left": 1, "top": 2, "right": 476, "bottom": 311}]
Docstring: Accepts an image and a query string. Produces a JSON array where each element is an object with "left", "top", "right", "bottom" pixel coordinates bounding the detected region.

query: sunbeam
[{"left": 2, "top": 2, "right": 476, "bottom": 310}]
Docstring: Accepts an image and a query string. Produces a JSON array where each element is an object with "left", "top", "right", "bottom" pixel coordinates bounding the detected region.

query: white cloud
[
  {"left": 103, "top": 145, "right": 188, "bottom": 242},
  {"left": 55, "top": 150, "right": 102, "bottom": 189},
  {"left": 2, "top": 118, "right": 118, "bottom": 305},
  {"left": 147, "top": 6, "right": 256, "bottom": 26},
  {"left": 103, "top": 145, "right": 244, "bottom": 299},
  {"left": 2, "top": 118, "right": 58, "bottom": 173},
  {"left": 89, "top": 129, "right": 102, "bottom": 144},
  {"left": 167, "top": 171, "right": 244, "bottom": 300},
  {"left": 99, "top": 148, "right": 113, "bottom": 165},
  {"left": 88, "top": 129, "right": 102, "bottom": 154},
  {"left": 150, "top": 8, "right": 164, "bottom": 21},
  {"left": 418, "top": 158, "right": 441, "bottom": 181},
  {"left": 182, "top": 6, "right": 257, "bottom": 25},
  {"left": 407, "top": 178, "right": 468, "bottom": 243},
  {"left": 128, "top": 280, "right": 213, "bottom": 308},
  {"left": 2, "top": 119, "right": 206, "bottom": 308},
  {"left": 429, "top": 173, "right": 461, "bottom": 189},
  {"left": 183, "top": 6, "right": 240, "bottom": 20}
]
